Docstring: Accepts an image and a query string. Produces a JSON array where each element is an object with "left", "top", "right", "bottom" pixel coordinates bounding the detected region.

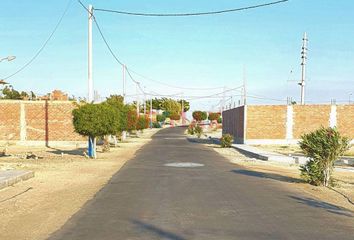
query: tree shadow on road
[
  {"left": 132, "top": 220, "right": 187, "bottom": 240},
  {"left": 289, "top": 195, "right": 354, "bottom": 218},
  {"left": 231, "top": 169, "right": 303, "bottom": 183}
]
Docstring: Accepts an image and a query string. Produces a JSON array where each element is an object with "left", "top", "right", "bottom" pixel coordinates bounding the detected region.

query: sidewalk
[{"left": 0, "top": 170, "right": 34, "bottom": 190}]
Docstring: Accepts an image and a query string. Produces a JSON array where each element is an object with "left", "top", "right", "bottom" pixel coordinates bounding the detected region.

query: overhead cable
[
  {"left": 94, "top": 0, "right": 289, "bottom": 17},
  {"left": 1, "top": 0, "right": 74, "bottom": 80}
]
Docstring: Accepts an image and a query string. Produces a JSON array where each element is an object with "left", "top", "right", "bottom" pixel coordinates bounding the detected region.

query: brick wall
[
  {"left": 337, "top": 105, "right": 354, "bottom": 139},
  {"left": 0, "top": 102, "right": 20, "bottom": 141},
  {"left": 293, "top": 105, "right": 331, "bottom": 139},
  {"left": 222, "top": 106, "right": 244, "bottom": 143},
  {"left": 0, "top": 100, "right": 85, "bottom": 145},
  {"left": 246, "top": 105, "right": 287, "bottom": 140},
  {"left": 222, "top": 104, "right": 354, "bottom": 144}
]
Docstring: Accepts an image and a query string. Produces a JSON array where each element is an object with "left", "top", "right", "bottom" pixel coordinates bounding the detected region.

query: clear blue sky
[{"left": 1, "top": 0, "right": 353, "bottom": 111}]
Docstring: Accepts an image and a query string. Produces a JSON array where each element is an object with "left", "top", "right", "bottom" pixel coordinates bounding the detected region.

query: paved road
[{"left": 49, "top": 127, "right": 354, "bottom": 240}]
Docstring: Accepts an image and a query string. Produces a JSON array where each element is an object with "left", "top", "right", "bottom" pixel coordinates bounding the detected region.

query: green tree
[
  {"left": 208, "top": 112, "right": 221, "bottom": 121},
  {"left": 160, "top": 98, "right": 181, "bottom": 114},
  {"left": 178, "top": 99, "right": 190, "bottom": 112},
  {"left": 299, "top": 127, "right": 350, "bottom": 186},
  {"left": 156, "top": 114, "right": 166, "bottom": 123},
  {"left": 2, "top": 85, "right": 21, "bottom": 99},
  {"left": 192, "top": 111, "right": 207, "bottom": 122},
  {"left": 72, "top": 103, "right": 119, "bottom": 158},
  {"left": 136, "top": 116, "right": 149, "bottom": 131}
]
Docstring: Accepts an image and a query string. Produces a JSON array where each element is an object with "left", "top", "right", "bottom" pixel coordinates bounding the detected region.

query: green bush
[
  {"left": 299, "top": 127, "right": 350, "bottom": 187},
  {"left": 220, "top": 134, "right": 234, "bottom": 148},
  {"left": 136, "top": 116, "right": 149, "bottom": 131},
  {"left": 208, "top": 112, "right": 220, "bottom": 121},
  {"left": 187, "top": 124, "right": 195, "bottom": 135},
  {"left": 156, "top": 114, "right": 166, "bottom": 123},
  {"left": 194, "top": 125, "right": 203, "bottom": 138},
  {"left": 192, "top": 111, "right": 207, "bottom": 122},
  {"left": 170, "top": 112, "right": 181, "bottom": 121},
  {"left": 217, "top": 116, "right": 222, "bottom": 124},
  {"left": 152, "top": 122, "right": 161, "bottom": 128}
]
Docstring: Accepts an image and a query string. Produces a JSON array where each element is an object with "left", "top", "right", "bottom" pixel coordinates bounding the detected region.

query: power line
[
  {"left": 78, "top": 1, "right": 228, "bottom": 92},
  {"left": 126, "top": 68, "right": 225, "bottom": 91},
  {"left": 94, "top": 0, "right": 289, "bottom": 17},
  {"left": 1, "top": 0, "right": 74, "bottom": 80}
]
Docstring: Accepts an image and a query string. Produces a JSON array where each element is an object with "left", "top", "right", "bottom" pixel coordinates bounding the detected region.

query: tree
[
  {"left": 208, "top": 112, "right": 221, "bottom": 121},
  {"left": 299, "top": 127, "right": 350, "bottom": 187},
  {"left": 178, "top": 99, "right": 190, "bottom": 112},
  {"left": 192, "top": 111, "right": 207, "bottom": 122},
  {"left": 170, "top": 112, "right": 181, "bottom": 121},
  {"left": 156, "top": 114, "right": 166, "bottom": 123},
  {"left": 2, "top": 85, "right": 21, "bottom": 99},
  {"left": 72, "top": 103, "right": 119, "bottom": 158},
  {"left": 160, "top": 98, "right": 181, "bottom": 114},
  {"left": 136, "top": 116, "right": 149, "bottom": 131}
]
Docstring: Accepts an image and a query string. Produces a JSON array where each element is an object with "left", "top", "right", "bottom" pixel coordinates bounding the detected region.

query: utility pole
[
  {"left": 299, "top": 32, "right": 308, "bottom": 105},
  {"left": 243, "top": 65, "right": 247, "bottom": 105},
  {"left": 88, "top": 4, "right": 94, "bottom": 103},
  {"left": 143, "top": 87, "right": 147, "bottom": 115},
  {"left": 150, "top": 96, "right": 153, "bottom": 128},
  {"left": 136, "top": 82, "right": 140, "bottom": 116},
  {"left": 87, "top": 4, "right": 94, "bottom": 158},
  {"left": 122, "top": 64, "right": 126, "bottom": 104}
]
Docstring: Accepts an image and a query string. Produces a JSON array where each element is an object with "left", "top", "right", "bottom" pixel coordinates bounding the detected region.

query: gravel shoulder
[{"left": 0, "top": 129, "right": 160, "bottom": 240}]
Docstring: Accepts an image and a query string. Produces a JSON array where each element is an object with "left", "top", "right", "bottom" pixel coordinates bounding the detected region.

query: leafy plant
[
  {"left": 299, "top": 127, "right": 350, "bottom": 187},
  {"left": 169, "top": 112, "right": 181, "bottom": 121},
  {"left": 156, "top": 114, "right": 166, "bottom": 123},
  {"left": 152, "top": 122, "right": 161, "bottom": 128},
  {"left": 187, "top": 124, "right": 195, "bottom": 135},
  {"left": 136, "top": 116, "right": 149, "bottom": 131},
  {"left": 208, "top": 112, "right": 221, "bottom": 121},
  {"left": 217, "top": 116, "right": 222, "bottom": 124},
  {"left": 192, "top": 111, "right": 207, "bottom": 122},
  {"left": 194, "top": 125, "right": 203, "bottom": 138},
  {"left": 220, "top": 134, "right": 234, "bottom": 148}
]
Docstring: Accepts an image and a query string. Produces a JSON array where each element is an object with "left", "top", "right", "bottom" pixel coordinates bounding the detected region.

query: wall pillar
[
  {"left": 20, "top": 102, "right": 27, "bottom": 142},
  {"left": 329, "top": 104, "right": 337, "bottom": 128}
]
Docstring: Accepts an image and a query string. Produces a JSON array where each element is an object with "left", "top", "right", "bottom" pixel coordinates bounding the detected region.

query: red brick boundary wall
[
  {"left": 222, "top": 104, "right": 354, "bottom": 144},
  {"left": 0, "top": 100, "right": 85, "bottom": 146}
]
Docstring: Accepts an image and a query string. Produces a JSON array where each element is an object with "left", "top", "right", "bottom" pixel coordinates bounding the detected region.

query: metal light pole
[
  {"left": 299, "top": 32, "right": 308, "bottom": 105},
  {"left": 0, "top": 56, "right": 16, "bottom": 63}
]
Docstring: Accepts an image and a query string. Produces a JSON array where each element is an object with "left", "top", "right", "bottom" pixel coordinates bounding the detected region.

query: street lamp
[{"left": 0, "top": 56, "right": 16, "bottom": 63}]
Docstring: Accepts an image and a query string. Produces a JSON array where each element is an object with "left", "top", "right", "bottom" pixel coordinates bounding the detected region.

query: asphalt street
[{"left": 49, "top": 127, "right": 354, "bottom": 240}]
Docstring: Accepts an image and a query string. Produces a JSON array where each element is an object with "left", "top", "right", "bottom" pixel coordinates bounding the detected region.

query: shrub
[
  {"left": 136, "top": 116, "right": 149, "bottom": 131},
  {"left": 194, "top": 125, "right": 203, "bottom": 138},
  {"left": 170, "top": 112, "right": 181, "bottom": 121},
  {"left": 152, "top": 122, "right": 161, "bottom": 128},
  {"left": 299, "top": 127, "right": 350, "bottom": 187},
  {"left": 156, "top": 114, "right": 166, "bottom": 123},
  {"left": 192, "top": 111, "right": 207, "bottom": 122},
  {"left": 220, "top": 134, "right": 234, "bottom": 148},
  {"left": 187, "top": 124, "right": 195, "bottom": 135},
  {"left": 217, "top": 116, "right": 222, "bottom": 124},
  {"left": 208, "top": 112, "right": 221, "bottom": 121},
  {"left": 126, "top": 109, "right": 138, "bottom": 132}
]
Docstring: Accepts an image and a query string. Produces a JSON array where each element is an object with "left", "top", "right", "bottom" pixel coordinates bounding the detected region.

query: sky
[{"left": 0, "top": 0, "right": 354, "bottom": 112}]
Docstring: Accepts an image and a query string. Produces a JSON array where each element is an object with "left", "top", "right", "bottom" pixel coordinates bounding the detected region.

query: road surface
[{"left": 49, "top": 127, "right": 354, "bottom": 240}]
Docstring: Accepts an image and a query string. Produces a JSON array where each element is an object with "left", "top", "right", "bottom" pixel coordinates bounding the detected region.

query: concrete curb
[{"left": 0, "top": 170, "right": 35, "bottom": 190}]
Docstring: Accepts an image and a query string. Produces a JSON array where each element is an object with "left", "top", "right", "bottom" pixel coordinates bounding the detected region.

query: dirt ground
[
  {"left": 213, "top": 146, "right": 354, "bottom": 212},
  {"left": 0, "top": 128, "right": 160, "bottom": 240},
  {"left": 255, "top": 144, "right": 354, "bottom": 157}
]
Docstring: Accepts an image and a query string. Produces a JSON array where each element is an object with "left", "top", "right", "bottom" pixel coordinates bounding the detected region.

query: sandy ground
[
  {"left": 255, "top": 143, "right": 354, "bottom": 158},
  {"left": 0, "top": 128, "right": 160, "bottom": 240}
]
